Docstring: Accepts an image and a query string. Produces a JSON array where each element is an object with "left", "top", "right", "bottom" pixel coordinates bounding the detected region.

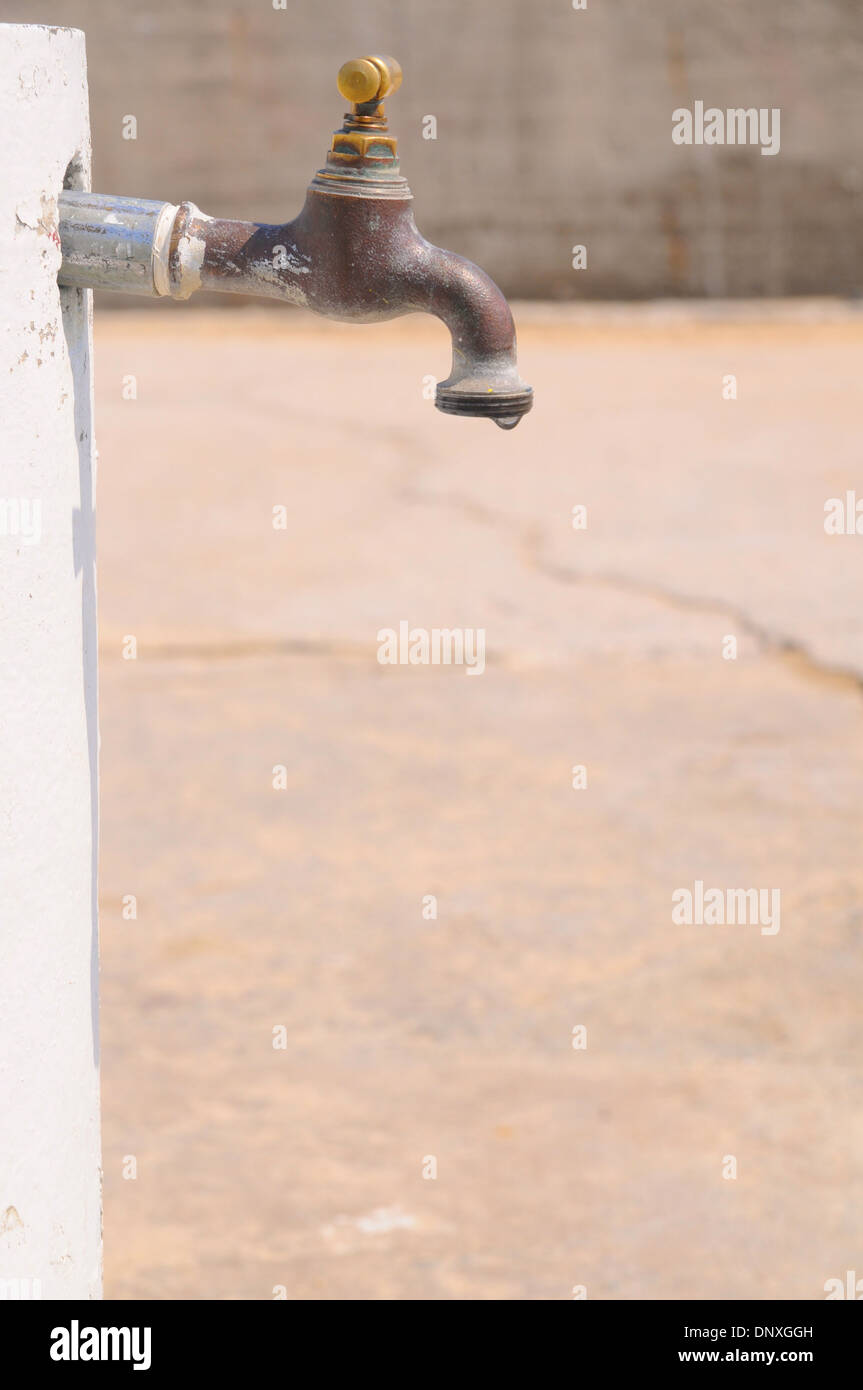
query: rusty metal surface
[
  {"left": 176, "top": 185, "right": 532, "bottom": 425},
  {"left": 57, "top": 55, "right": 533, "bottom": 426}
]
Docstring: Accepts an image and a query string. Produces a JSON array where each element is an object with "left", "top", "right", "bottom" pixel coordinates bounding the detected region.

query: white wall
[{"left": 0, "top": 24, "right": 101, "bottom": 1299}]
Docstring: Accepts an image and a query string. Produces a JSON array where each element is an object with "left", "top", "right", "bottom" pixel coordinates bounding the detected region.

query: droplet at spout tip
[{"left": 435, "top": 384, "right": 533, "bottom": 427}]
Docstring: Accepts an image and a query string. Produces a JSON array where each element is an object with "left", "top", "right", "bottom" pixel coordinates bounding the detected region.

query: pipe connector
[{"left": 58, "top": 194, "right": 213, "bottom": 302}]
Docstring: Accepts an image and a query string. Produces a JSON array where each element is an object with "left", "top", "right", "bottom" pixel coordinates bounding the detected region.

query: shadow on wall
[{"left": 64, "top": 281, "right": 99, "bottom": 1067}]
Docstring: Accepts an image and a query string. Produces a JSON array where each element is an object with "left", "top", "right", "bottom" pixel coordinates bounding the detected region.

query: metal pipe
[{"left": 58, "top": 193, "right": 178, "bottom": 297}]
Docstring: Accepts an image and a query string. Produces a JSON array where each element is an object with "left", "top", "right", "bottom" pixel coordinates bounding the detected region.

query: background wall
[{"left": 9, "top": 0, "right": 863, "bottom": 298}]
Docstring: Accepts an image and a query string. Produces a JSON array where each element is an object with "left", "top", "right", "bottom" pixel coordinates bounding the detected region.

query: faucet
[{"left": 58, "top": 55, "right": 533, "bottom": 429}]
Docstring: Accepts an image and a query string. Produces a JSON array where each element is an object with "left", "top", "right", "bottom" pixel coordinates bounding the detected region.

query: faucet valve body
[{"left": 57, "top": 56, "right": 532, "bottom": 427}]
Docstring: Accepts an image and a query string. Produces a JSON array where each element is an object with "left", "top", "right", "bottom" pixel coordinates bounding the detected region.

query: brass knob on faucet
[
  {"left": 337, "top": 56, "right": 403, "bottom": 105},
  {"left": 329, "top": 55, "right": 403, "bottom": 167}
]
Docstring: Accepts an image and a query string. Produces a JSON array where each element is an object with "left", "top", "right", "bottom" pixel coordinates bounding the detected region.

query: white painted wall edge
[{"left": 0, "top": 23, "right": 102, "bottom": 1299}]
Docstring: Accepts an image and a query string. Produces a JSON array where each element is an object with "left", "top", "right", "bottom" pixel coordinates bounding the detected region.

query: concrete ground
[{"left": 95, "top": 302, "right": 863, "bottom": 1300}]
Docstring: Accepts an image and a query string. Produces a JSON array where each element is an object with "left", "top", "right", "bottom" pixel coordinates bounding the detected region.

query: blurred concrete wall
[{"left": 21, "top": 0, "right": 863, "bottom": 297}]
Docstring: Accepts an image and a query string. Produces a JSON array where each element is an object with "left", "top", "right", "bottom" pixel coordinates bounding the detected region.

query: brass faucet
[{"left": 58, "top": 55, "right": 533, "bottom": 429}]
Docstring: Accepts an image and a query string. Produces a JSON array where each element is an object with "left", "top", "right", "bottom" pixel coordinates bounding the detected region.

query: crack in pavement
[
  {"left": 100, "top": 439, "right": 863, "bottom": 698},
  {"left": 397, "top": 483, "right": 863, "bottom": 700}
]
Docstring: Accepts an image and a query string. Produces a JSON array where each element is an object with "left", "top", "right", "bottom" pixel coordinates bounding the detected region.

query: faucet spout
[
  {"left": 402, "top": 240, "right": 532, "bottom": 430},
  {"left": 56, "top": 54, "right": 533, "bottom": 428},
  {"left": 164, "top": 192, "right": 532, "bottom": 428}
]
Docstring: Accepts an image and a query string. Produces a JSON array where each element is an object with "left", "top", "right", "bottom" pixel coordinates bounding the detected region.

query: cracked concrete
[
  {"left": 95, "top": 304, "right": 863, "bottom": 1299},
  {"left": 395, "top": 477, "right": 863, "bottom": 694}
]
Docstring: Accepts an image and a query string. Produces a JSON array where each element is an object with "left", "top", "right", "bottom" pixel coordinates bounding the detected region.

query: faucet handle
[
  {"left": 328, "top": 56, "right": 403, "bottom": 168},
  {"left": 337, "top": 56, "right": 403, "bottom": 106}
]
